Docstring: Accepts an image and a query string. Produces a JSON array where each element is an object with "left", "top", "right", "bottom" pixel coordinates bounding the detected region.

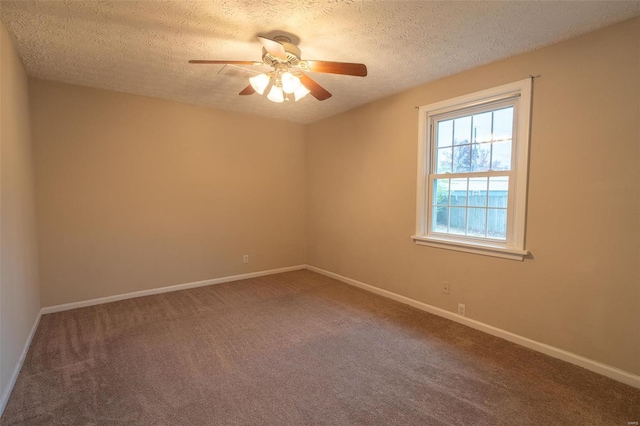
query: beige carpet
[{"left": 1, "top": 270, "right": 638, "bottom": 425}]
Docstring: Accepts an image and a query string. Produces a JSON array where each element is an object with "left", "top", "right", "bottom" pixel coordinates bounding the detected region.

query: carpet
[{"left": 1, "top": 270, "right": 638, "bottom": 425}]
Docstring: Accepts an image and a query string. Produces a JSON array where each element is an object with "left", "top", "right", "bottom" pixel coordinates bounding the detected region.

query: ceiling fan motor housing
[{"left": 262, "top": 36, "right": 301, "bottom": 66}]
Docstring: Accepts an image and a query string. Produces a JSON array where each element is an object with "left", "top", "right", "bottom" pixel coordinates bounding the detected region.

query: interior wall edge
[
  {"left": 0, "top": 309, "right": 41, "bottom": 418},
  {"left": 305, "top": 264, "right": 640, "bottom": 390},
  {"left": 0, "top": 20, "right": 42, "bottom": 412}
]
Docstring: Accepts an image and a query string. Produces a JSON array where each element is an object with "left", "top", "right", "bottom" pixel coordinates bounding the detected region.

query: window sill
[{"left": 411, "top": 235, "right": 528, "bottom": 261}]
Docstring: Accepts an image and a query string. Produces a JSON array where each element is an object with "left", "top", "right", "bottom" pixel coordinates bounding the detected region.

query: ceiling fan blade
[
  {"left": 299, "top": 74, "right": 332, "bottom": 101},
  {"left": 239, "top": 85, "right": 256, "bottom": 96},
  {"left": 303, "top": 60, "right": 367, "bottom": 77},
  {"left": 257, "top": 36, "right": 288, "bottom": 60},
  {"left": 189, "top": 60, "right": 261, "bottom": 65}
]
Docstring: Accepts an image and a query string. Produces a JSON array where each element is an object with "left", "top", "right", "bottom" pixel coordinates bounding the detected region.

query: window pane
[
  {"left": 468, "top": 178, "right": 487, "bottom": 207},
  {"left": 449, "top": 207, "right": 466, "bottom": 235},
  {"left": 493, "top": 107, "right": 513, "bottom": 142},
  {"left": 467, "top": 208, "right": 486, "bottom": 237},
  {"left": 488, "top": 177, "right": 509, "bottom": 207},
  {"left": 450, "top": 178, "right": 468, "bottom": 206},
  {"left": 433, "top": 206, "right": 448, "bottom": 233},
  {"left": 471, "top": 143, "right": 491, "bottom": 172},
  {"left": 473, "top": 111, "right": 492, "bottom": 143},
  {"left": 452, "top": 145, "right": 470, "bottom": 172},
  {"left": 437, "top": 119, "right": 454, "bottom": 148},
  {"left": 453, "top": 116, "right": 471, "bottom": 145},
  {"left": 487, "top": 209, "right": 507, "bottom": 240},
  {"left": 436, "top": 147, "right": 452, "bottom": 174},
  {"left": 491, "top": 141, "right": 512, "bottom": 171},
  {"left": 433, "top": 179, "right": 450, "bottom": 206}
]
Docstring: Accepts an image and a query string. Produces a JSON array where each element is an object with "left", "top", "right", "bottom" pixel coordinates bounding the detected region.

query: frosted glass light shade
[
  {"left": 281, "top": 72, "right": 301, "bottom": 94},
  {"left": 267, "top": 85, "right": 284, "bottom": 103},
  {"left": 293, "top": 84, "right": 310, "bottom": 101},
  {"left": 249, "top": 73, "right": 270, "bottom": 95}
]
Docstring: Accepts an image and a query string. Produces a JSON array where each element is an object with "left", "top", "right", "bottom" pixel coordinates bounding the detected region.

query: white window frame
[{"left": 412, "top": 79, "right": 532, "bottom": 261}]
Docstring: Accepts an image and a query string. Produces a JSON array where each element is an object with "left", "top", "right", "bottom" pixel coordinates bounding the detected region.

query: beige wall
[
  {"left": 30, "top": 80, "right": 307, "bottom": 307},
  {"left": 306, "top": 18, "right": 640, "bottom": 375},
  {"left": 11, "top": 16, "right": 640, "bottom": 383},
  {"left": 0, "top": 23, "right": 41, "bottom": 402}
]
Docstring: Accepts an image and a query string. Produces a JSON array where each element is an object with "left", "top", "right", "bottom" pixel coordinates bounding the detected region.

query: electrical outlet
[
  {"left": 442, "top": 282, "right": 450, "bottom": 294},
  {"left": 243, "top": 255, "right": 249, "bottom": 263},
  {"left": 457, "top": 303, "right": 466, "bottom": 316}
]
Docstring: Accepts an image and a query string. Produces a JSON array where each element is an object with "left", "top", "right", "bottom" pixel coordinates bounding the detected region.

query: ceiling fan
[{"left": 189, "top": 36, "right": 367, "bottom": 103}]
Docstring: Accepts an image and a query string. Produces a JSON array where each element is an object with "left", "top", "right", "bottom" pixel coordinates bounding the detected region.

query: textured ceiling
[{"left": 1, "top": 1, "right": 639, "bottom": 124}]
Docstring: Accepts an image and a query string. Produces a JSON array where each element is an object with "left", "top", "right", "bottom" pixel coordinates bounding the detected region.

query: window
[{"left": 413, "top": 79, "right": 532, "bottom": 260}]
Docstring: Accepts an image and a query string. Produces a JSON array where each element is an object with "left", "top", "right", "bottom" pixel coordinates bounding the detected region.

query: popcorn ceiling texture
[{"left": 1, "top": 0, "right": 639, "bottom": 124}]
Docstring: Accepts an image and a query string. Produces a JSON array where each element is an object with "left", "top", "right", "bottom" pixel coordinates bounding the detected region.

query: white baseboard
[
  {"left": 0, "top": 309, "right": 42, "bottom": 417},
  {"left": 305, "top": 264, "right": 640, "bottom": 389},
  {"left": 41, "top": 265, "right": 306, "bottom": 314},
  {"left": 6, "top": 261, "right": 636, "bottom": 420}
]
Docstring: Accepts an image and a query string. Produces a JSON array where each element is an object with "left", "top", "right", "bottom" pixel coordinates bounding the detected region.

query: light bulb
[
  {"left": 267, "top": 85, "right": 284, "bottom": 103},
  {"left": 249, "top": 73, "right": 270, "bottom": 95},
  {"left": 281, "top": 72, "right": 301, "bottom": 94},
  {"left": 293, "top": 84, "right": 310, "bottom": 101}
]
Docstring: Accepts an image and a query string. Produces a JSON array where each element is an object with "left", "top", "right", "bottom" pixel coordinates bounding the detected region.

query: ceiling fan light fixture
[
  {"left": 267, "top": 85, "right": 285, "bottom": 103},
  {"left": 191, "top": 36, "right": 367, "bottom": 103},
  {"left": 249, "top": 73, "right": 270, "bottom": 95},
  {"left": 281, "top": 72, "right": 301, "bottom": 94},
  {"left": 293, "top": 84, "right": 311, "bottom": 101}
]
